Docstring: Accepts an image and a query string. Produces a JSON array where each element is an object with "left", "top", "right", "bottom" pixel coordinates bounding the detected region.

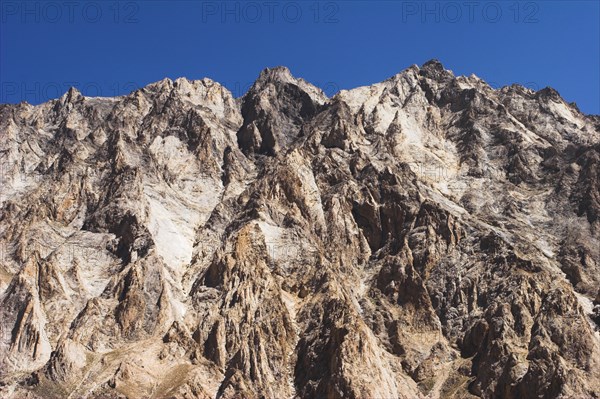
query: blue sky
[{"left": 1, "top": 0, "right": 599, "bottom": 114}]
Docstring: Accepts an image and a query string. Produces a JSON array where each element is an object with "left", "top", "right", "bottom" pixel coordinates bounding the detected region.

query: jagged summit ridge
[
  {"left": 25, "top": 60, "right": 589, "bottom": 116},
  {"left": 256, "top": 65, "right": 295, "bottom": 83},
  {"left": 0, "top": 61, "right": 599, "bottom": 399}
]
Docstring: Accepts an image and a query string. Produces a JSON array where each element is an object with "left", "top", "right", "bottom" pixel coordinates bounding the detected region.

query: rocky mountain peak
[
  {"left": 237, "top": 67, "right": 327, "bottom": 156},
  {"left": 61, "top": 86, "right": 83, "bottom": 104},
  {"left": 0, "top": 63, "right": 599, "bottom": 399},
  {"left": 256, "top": 65, "right": 295, "bottom": 84},
  {"left": 420, "top": 58, "right": 455, "bottom": 81},
  {"left": 422, "top": 58, "right": 446, "bottom": 71},
  {"left": 535, "top": 86, "right": 563, "bottom": 101}
]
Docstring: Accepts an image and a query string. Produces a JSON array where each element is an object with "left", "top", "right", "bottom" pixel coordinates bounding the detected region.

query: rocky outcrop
[{"left": 0, "top": 61, "right": 598, "bottom": 398}]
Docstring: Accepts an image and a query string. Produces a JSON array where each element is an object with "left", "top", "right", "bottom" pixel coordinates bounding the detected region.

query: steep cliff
[{"left": 0, "top": 61, "right": 599, "bottom": 398}]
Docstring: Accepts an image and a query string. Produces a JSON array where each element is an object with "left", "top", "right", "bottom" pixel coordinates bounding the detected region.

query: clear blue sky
[{"left": 1, "top": 1, "right": 599, "bottom": 114}]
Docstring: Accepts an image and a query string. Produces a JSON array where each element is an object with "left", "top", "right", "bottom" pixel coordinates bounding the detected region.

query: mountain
[{"left": 0, "top": 61, "right": 599, "bottom": 399}]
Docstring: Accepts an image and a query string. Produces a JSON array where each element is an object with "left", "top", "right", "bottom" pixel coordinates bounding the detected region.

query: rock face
[{"left": 0, "top": 61, "right": 599, "bottom": 398}]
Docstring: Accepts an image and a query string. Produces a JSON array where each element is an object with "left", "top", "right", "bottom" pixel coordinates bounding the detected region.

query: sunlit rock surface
[{"left": 1, "top": 61, "right": 599, "bottom": 398}]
